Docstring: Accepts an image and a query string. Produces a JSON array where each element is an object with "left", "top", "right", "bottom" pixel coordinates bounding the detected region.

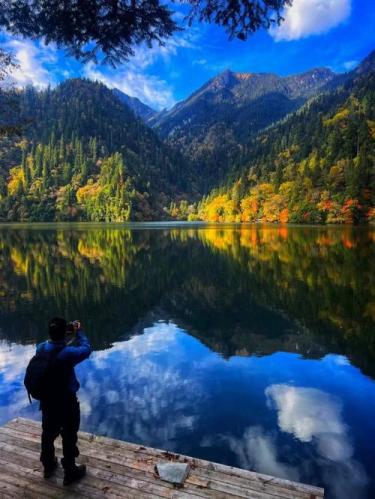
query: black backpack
[{"left": 24, "top": 344, "right": 69, "bottom": 402}]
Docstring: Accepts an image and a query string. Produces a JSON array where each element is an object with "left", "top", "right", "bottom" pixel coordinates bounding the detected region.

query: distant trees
[
  {"left": 77, "top": 153, "right": 132, "bottom": 222},
  {"left": 0, "top": 79, "right": 191, "bottom": 222},
  {"left": 0, "top": 49, "right": 21, "bottom": 136},
  {"left": 2, "top": 132, "right": 135, "bottom": 222},
  {"left": 190, "top": 71, "right": 375, "bottom": 225}
]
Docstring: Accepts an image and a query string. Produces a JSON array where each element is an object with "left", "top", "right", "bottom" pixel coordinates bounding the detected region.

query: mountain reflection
[
  {"left": 3, "top": 321, "right": 374, "bottom": 499},
  {"left": 0, "top": 224, "right": 374, "bottom": 375}
]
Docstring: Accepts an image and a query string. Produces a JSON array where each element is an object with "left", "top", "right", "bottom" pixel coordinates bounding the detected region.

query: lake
[{"left": 0, "top": 223, "right": 374, "bottom": 498}]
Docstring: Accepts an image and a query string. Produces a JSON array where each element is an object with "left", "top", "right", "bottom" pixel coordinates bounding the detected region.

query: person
[{"left": 37, "top": 317, "right": 91, "bottom": 485}]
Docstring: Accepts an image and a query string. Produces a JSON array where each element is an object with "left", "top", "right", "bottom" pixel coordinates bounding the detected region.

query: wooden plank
[
  {"left": 26, "top": 416, "right": 322, "bottom": 496},
  {"left": 8, "top": 418, "right": 324, "bottom": 498},
  {"left": 0, "top": 428, "right": 196, "bottom": 498},
  {"left": 4, "top": 418, "right": 324, "bottom": 499},
  {"left": 0, "top": 444, "right": 163, "bottom": 499},
  {"left": 0, "top": 426, "right": 287, "bottom": 499},
  {"left": 0, "top": 429, "right": 195, "bottom": 499},
  {"left": 0, "top": 455, "right": 121, "bottom": 499},
  {"left": 0, "top": 438, "right": 153, "bottom": 499},
  {"left": 0, "top": 432, "right": 213, "bottom": 499},
  {"left": 0, "top": 431, "right": 238, "bottom": 499},
  {"left": 2, "top": 418, "right": 325, "bottom": 499},
  {"left": 0, "top": 467, "right": 80, "bottom": 498},
  {"left": 0, "top": 424, "right": 306, "bottom": 499},
  {"left": 0, "top": 473, "right": 47, "bottom": 499}
]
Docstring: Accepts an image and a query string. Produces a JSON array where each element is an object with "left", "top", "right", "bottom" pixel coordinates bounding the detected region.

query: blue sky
[{"left": 3, "top": 0, "right": 375, "bottom": 110}]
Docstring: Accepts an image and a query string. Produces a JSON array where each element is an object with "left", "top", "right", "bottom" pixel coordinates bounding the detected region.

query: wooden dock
[{"left": 0, "top": 418, "right": 324, "bottom": 498}]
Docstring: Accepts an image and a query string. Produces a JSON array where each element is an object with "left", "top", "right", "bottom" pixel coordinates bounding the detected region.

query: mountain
[
  {"left": 190, "top": 52, "right": 375, "bottom": 225},
  {"left": 151, "top": 67, "right": 335, "bottom": 190},
  {"left": 355, "top": 49, "right": 375, "bottom": 74},
  {"left": 0, "top": 51, "right": 373, "bottom": 224},
  {"left": 0, "top": 79, "right": 190, "bottom": 221},
  {"left": 112, "top": 88, "right": 157, "bottom": 122}
]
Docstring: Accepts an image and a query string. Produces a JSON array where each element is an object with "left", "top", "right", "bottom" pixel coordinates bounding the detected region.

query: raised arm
[{"left": 59, "top": 330, "right": 91, "bottom": 366}]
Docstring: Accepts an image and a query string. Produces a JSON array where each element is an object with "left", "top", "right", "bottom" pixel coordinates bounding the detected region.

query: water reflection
[
  {"left": 2, "top": 322, "right": 374, "bottom": 498},
  {"left": 0, "top": 224, "right": 374, "bottom": 498},
  {"left": 0, "top": 225, "right": 374, "bottom": 373},
  {"left": 80, "top": 323, "right": 202, "bottom": 448},
  {"left": 266, "top": 385, "right": 369, "bottom": 499}
]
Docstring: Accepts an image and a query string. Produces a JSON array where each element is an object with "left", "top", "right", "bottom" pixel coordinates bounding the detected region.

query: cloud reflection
[
  {"left": 214, "top": 427, "right": 300, "bottom": 481},
  {"left": 0, "top": 341, "right": 38, "bottom": 424},
  {"left": 77, "top": 322, "right": 202, "bottom": 450},
  {"left": 266, "top": 384, "right": 369, "bottom": 498}
]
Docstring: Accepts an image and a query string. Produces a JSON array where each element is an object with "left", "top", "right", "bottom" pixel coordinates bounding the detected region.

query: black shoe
[
  {"left": 63, "top": 464, "right": 86, "bottom": 486},
  {"left": 43, "top": 457, "right": 58, "bottom": 479}
]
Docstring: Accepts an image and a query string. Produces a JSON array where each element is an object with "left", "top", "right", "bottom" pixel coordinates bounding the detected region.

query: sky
[{"left": 2, "top": 0, "right": 375, "bottom": 110}]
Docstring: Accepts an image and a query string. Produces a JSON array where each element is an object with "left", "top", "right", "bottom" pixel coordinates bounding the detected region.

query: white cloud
[
  {"left": 193, "top": 58, "right": 208, "bottom": 66},
  {"left": 83, "top": 33, "right": 198, "bottom": 110},
  {"left": 270, "top": 0, "right": 351, "bottom": 41},
  {"left": 3, "top": 30, "right": 198, "bottom": 108},
  {"left": 5, "top": 39, "right": 57, "bottom": 88},
  {"left": 84, "top": 61, "right": 176, "bottom": 110},
  {"left": 342, "top": 60, "right": 358, "bottom": 71},
  {"left": 266, "top": 385, "right": 346, "bottom": 452},
  {"left": 266, "top": 384, "right": 369, "bottom": 499},
  {"left": 131, "top": 35, "right": 196, "bottom": 70},
  {"left": 217, "top": 427, "right": 300, "bottom": 481},
  {"left": 76, "top": 322, "right": 202, "bottom": 448},
  {"left": 0, "top": 341, "right": 39, "bottom": 425},
  {"left": 0, "top": 341, "right": 34, "bottom": 383}
]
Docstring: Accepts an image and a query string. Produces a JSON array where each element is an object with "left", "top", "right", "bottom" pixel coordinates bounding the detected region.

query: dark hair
[{"left": 48, "top": 317, "right": 67, "bottom": 341}]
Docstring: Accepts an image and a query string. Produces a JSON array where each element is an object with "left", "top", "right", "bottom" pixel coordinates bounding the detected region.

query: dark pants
[{"left": 40, "top": 393, "right": 80, "bottom": 470}]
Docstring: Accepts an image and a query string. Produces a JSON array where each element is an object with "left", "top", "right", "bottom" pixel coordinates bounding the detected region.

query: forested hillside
[
  {"left": 189, "top": 52, "right": 375, "bottom": 224},
  {"left": 151, "top": 67, "right": 335, "bottom": 190},
  {"left": 0, "top": 79, "right": 191, "bottom": 221},
  {"left": 0, "top": 51, "right": 374, "bottom": 224},
  {"left": 112, "top": 89, "right": 157, "bottom": 122}
]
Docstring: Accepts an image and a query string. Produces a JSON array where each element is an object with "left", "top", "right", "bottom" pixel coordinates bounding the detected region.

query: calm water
[{"left": 0, "top": 224, "right": 374, "bottom": 498}]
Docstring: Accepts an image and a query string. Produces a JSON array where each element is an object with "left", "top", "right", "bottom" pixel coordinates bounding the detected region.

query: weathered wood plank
[
  {"left": 0, "top": 434, "right": 239, "bottom": 499},
  {"left": 1, "top": 418, "right": 325, "bottom": 499},
  {"left": 0, "top": 455, "right": 122, "bottom": 498},
  {"left": 0, "top": 432, "right": 213, "bottom": 499},
  {"left": 0, "top": 425, "right": 291, "bottom": 499},
  {"left": 0, "top": 472, "right": 53, "bottom": 499},
  {"left": 0, "top": 443, "right": 167, "bottom": 499},
  {"left": 0, "top": 466, "right": 82, "bottom": 498},
  {"left": 0, "top": 429, "right": 206, "bottom": 499},
  {"left": 10, "top": 417, "right": 324, "bottom": 497}
]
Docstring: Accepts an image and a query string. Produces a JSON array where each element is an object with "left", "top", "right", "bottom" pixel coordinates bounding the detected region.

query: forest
[
  {"left": 0, "top": 80, "right": 192, "bottom": 221},
  {"left": 0, "top": 51, "right": 374, "bottom": 223},
  {"left": 185, "top": 54, "right": 375, "bottom": 224}
]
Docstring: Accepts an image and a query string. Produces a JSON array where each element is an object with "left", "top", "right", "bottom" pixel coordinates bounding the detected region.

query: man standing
[{"left": 36, "top": 317, "right": 91, "bottom": 485}]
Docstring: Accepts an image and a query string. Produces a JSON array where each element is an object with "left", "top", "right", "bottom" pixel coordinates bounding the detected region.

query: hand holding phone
[{"left": 72, "top": 320, "right": 81, "bottom": 332}]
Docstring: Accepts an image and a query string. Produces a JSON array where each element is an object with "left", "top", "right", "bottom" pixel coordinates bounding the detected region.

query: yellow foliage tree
[{"left": 7, "top": 167, "right": 25, "bottom": 196}]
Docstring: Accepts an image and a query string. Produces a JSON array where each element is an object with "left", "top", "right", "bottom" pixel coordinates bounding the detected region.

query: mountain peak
[
  {"left": 302, "top": 67, "right": 334, "bottom": 77},
  {"left": 233, "top": 72, "right": 254, "bottom": 81},
  {"left": 210, "top": 69, "right": 238, "bottom": 88},
  {"left": 214, "top": 69, "right": 256, "bottom": 82},
  {"left": 356, "top": 50, "right": 375, "bottom": 74}
]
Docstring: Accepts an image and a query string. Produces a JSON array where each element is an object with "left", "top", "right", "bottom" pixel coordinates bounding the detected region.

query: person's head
[{"left": 48, "top": 317, "right": 67, "bottom": 341}]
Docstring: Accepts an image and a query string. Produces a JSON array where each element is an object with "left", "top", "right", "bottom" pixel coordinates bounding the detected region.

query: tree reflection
[{"left": 0, "top": 224, "right": 374, "bottom": 375}]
